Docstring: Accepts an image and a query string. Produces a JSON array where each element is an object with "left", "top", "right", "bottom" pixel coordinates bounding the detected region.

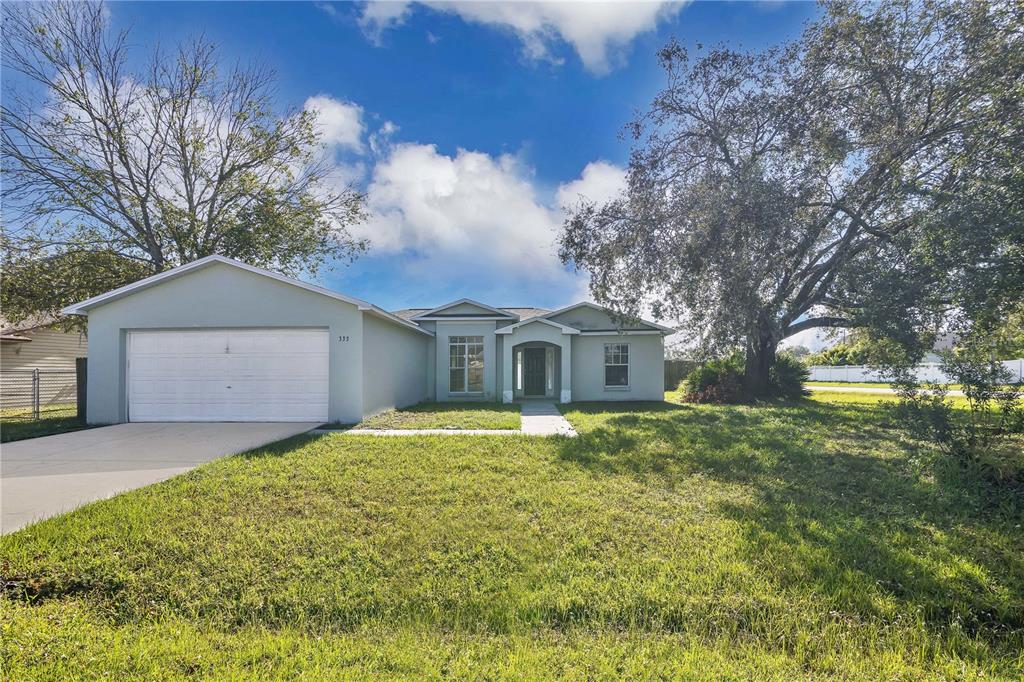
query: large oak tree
[
  {"left": 559, "top": 0, "right": 1023, "bottom": 396},
  {"left": 1, "top": 1, "right": 366, "bottom": 325}
]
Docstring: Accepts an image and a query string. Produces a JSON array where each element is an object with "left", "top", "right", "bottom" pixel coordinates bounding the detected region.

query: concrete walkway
[
  {"left": 1, "top": 422, "right": 316, "bottom": 534},
  {"left": 520, "top": 401, "right": 577, "bottom": 436},
  {"left": 326, "top": 402, "right": 578, "bottom": 438}
]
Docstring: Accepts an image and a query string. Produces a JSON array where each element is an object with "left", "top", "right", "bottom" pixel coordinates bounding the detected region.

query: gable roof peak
[{"left": 410, "top": 298, "right": 518, "bottom": 319}]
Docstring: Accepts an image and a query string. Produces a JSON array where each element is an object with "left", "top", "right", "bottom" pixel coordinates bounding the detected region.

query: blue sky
[{"left": 102, "top": 1, "right": 818, "bottom": 313}]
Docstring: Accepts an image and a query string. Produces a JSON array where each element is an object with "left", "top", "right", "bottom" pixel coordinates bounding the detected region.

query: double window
[
  {"left": 604, "top": 343, "right": 629, "bottom": 388},
  {"left": 449, "top": 336, "right": 484, "bottom": 393}
]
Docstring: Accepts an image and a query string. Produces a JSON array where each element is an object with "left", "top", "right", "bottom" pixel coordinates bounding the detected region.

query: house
[
  {"left": 1, "top": 316, "right": 87, "bottom": 412},
  {"left": 62, "top": 256, "right": 672, "bottom": 424},
  {"left": 1, "top": 315, "right": 87, "bottom": 372}
]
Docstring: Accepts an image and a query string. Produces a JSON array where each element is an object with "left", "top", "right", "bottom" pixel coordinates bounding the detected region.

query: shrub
[
  {"left": 683, "top": 353, "right": 808, "bottom": 403},
  {"left": 769, "top": 353, "right": 810, "bottom": 399},
  {"left": 893, "top": 347, "right": 1024, "bottom": 486},
  {"left": 683, "top": 355, "right": 744, "bottom": 404}
]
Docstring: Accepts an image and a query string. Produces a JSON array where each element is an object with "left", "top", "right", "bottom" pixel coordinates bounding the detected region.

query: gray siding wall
[
  {"left": 361, "top": 313, "right": 431, "bottom": 417},
  {"left": 571, "top": 334, "right": 665, "bottom": 401},
  {"left": 1, "top": 328, "right": 86, "bottom": 372},
  {"left": 434, "top": 321, "right": 497, "bottom": 401},
  {"left": 84, "top": 262, "right": 365, "bottom": 424},
  {"left": 0, "top": 328, "right": 86, "bottom": 410}
]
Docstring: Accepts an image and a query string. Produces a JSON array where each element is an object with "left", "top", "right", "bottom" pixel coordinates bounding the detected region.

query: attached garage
[
  {"left": 64, "top": 256, "right": 432, "bottom": 425},
  {"left": 126, "top": 329, "right": 329, "bottom": 422}
]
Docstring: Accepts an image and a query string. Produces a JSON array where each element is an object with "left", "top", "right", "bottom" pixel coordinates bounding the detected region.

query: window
[
  {"left": 449, "top": 336, "right": 484, "bottom": 393},
  {"left": 604, "top": 343, "right": 629, "bottom": 388}
]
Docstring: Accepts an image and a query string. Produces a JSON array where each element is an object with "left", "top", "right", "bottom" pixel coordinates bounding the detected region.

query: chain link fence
[{"left": 1, "top": 369, "right": 79, "bottom": 421}]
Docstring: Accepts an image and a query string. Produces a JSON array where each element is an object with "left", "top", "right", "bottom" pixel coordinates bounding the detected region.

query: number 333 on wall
[{"left": 338, "top": 335, "right": 350, "bottom": 342}]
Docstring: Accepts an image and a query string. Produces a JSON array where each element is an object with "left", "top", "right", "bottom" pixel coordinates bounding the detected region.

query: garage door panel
[{"left": 128, "top": 329, "right": 329, "bottom": 422}]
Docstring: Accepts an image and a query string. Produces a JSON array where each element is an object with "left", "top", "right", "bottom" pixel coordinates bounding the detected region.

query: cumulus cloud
[
  {"left": 304, "top": 95, "right": 366, "bottom": 153},
  {"left": 294, "top": 91, "right": 634, "bottom": 308},
  {"left": 347, "top": 143, "right": 629, "bottom": 303},
  {"left": 360, "top": 143, "right": 561, "bottom": 270},
  {"left": 358, "top": 1, "right": 686, "bottom": 74},
  {"left": 555, "top": 159, "right": 626, "bottom": 209}
]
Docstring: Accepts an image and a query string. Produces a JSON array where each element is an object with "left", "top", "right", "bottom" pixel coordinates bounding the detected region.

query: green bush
[
  {"left": 769, "top": 354, "right": 810, "bottom": 399},
  {"left": 683, "top": 355, "right": 744, "bottom": 403},
  {"left": 683, "top": 352, "right": 808, "bottom": 403},
  {"left": 893, "top": 348, "right": 1024, "bottom": 486}
]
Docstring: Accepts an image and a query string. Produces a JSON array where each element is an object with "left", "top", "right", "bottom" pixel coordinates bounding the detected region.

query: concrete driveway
[{"left": 1, "top": 422, "right": 316, "bottom": 534}]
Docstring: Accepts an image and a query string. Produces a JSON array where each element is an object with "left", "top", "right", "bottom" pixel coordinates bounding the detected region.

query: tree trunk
[{"left": 743, "top": 333, "right": 778, "bottom": 398}]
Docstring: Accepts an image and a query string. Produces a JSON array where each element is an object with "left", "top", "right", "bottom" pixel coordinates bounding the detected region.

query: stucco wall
[
  {"left": 434, "top": 321, "right": 497, "bottom": 401},
  {"left": 361, "top": 313, "right": 431, "bottom": 417},
  {"left": 83, "top": 262, "right": 365, "bottom": 424},
  {"left": 571, "top": 334, "right": 665, "bottom": 401}
]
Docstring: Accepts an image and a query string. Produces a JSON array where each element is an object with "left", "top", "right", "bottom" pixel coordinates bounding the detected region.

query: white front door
[{"left": 127, "top": 329, "right": 329, "bottom": 422}]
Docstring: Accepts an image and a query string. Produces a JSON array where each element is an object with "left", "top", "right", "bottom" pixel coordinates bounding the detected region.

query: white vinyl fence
[{"left": 808, "top": 359, "right": 1024, "bottom": 384}]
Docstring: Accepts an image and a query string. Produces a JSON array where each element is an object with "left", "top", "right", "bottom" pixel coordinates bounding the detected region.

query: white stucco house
[{"left": 63, "top": 256, "right": 672, "bottom": 424}]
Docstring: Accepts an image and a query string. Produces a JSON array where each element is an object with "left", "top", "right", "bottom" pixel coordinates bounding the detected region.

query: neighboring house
[
  {"left": 62, "top": 256, "right": 672, "bottom": 424},
  {"left": 0, "top": 315, "right": 86, "bottom": 372},
  {"left": 1, "top": 316, "right": 87, "bottom": 411}
]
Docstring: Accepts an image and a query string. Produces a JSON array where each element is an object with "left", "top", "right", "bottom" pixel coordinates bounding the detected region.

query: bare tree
[{"left": 1, "top": 1, "right": 365, "bottom": 322}]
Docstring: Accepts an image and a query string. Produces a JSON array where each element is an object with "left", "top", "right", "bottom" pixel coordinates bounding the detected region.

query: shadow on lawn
[{"left": 556, "top": 399, "right": 1024, "bottom": 649}]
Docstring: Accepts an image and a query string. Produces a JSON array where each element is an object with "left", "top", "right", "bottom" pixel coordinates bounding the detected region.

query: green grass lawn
[
  {"left": 355, "top": 401, "right": 521, "bottom": 430},
  {"left": 1, "top": 403, "right": 85, "bottom": 443},
  {"left": 2, "top": 393, "right": 1022, "bottom": 679}
]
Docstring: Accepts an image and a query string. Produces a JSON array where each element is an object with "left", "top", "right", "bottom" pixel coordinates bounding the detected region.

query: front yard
[{"left": 1, "top": 392, "right": 1021, "bottom": 678}]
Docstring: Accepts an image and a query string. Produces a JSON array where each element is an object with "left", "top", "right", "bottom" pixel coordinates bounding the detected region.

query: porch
[{"left": 497, "top": 317, "right": 577, "bottom": 404}]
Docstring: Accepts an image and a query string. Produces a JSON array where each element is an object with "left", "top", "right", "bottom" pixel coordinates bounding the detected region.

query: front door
[{"left": 523, "top": 348, "right": 546, "bottom": 396}]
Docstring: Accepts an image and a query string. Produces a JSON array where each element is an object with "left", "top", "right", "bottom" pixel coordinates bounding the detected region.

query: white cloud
[
  {"left": 368, "top": 120, "right": 399, "bottom": 156},
  {"left": 359, "top": 1, "right": 686, "bottom": 74},
  {"left": 314, "top": 2, "right": 340, "bottom": 19},
  {"left": 358, "top": 1, "right": 414, "bottom": 45},
  {"left": 360, "top": 143, "right": 561, "bottom": 269},
  {"left": 304, "top": 95, "right": 366, "bottom": 153},
  {"left": 555, "top": 159, "right": 626, "bottom": 209},
  {"left": 351, "top": 143, "right": 627, "bottom": 303}
]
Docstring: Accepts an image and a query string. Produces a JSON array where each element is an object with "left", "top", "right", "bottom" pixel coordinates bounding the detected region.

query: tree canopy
[
  {"left": 1, "top": 1, "right": 366, "bottom": 325},
  {"left": 559, "top": 0, "right": 1023, "bottom": 396}
]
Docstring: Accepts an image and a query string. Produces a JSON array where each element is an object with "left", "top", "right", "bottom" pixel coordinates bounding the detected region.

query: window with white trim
[
  {"left": 449, "top": 336, "right": 484, "bottom": 393},
  {"left": 604, "top": 343, "right": 629, "bottom": 387}
]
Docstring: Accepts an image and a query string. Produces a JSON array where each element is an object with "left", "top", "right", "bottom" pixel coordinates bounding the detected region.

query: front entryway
[{"left": 523, "top": 347, "right": 546, "bottom": 396}]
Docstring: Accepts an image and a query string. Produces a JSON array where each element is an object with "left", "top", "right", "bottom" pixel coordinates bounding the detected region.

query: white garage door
[{"left": 127, "top": 329, "right": 329, "bottom": 422}]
